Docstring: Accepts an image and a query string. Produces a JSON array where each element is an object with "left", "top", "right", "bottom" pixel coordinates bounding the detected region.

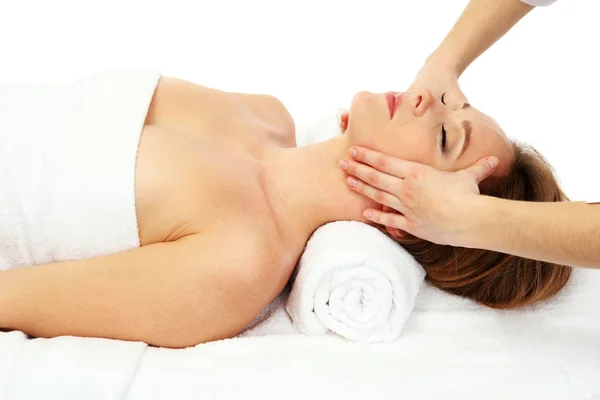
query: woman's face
[{"left": 344, "top": 89, "right": 514, "bottom": 174}]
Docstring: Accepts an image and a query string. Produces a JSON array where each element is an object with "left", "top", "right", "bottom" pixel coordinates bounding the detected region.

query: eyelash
[
  {"left": 440, "top": 93, "right": 447, "bottom": 153},
  {"left": 441, "top": 125, "right": 447, "bottom": 153}
]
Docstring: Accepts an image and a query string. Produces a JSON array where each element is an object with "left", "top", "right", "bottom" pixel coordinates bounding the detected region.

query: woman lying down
[{"left": 0, "top": 70, "right": 571, "bottom": 348}]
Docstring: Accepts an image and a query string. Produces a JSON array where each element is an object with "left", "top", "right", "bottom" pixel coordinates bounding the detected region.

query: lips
[
  {"left": 386, "top": 92, "right": 403, "bottom": 118},
  {"left": 386, "top": 93, "right": 395, "bottom": 118},
  {"left": 393, "top": 93, "right": 403, "bottom": 116}
]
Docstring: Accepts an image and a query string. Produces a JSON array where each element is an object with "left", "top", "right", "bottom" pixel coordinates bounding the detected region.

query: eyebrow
[
  {"left": 461, "top": 102, "right": 471, "bottom": 110},
  {"left": 457, "top": 120, "right": 472, "bottom": 159}
]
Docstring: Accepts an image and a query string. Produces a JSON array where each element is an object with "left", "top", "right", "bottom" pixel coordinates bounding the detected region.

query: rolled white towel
[{"left": 286, "top": 221, "right": 426, "bottom": 343}]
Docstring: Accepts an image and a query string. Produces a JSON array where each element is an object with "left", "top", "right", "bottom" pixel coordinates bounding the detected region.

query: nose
[{"left": 412, "top": 88, "right": 434, "bottom": 117}]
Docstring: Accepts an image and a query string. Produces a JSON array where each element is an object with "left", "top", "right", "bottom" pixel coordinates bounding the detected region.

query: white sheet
[{"left": 2, "top": 267, "right": 599, "bottom": 400}]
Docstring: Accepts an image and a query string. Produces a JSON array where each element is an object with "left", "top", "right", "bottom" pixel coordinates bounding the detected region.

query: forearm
[
  {"left": 429, "top": 0, "right": 534, "bottom": 77},
  {"left": 466, "top": 197, "right": 600, "bottom": 269}
]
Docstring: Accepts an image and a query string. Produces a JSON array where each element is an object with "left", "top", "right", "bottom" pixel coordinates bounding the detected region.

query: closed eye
[
  {"left": 440, "top": 93, "right": 448, "bottom": 153},
  {"left": 441, "top": 125, "right": 447, "bottom": 153}
]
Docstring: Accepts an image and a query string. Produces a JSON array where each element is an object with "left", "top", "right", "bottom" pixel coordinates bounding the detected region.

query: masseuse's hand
[
  {"left": 408, "top": 58, "right": 465, "bottom": 104},
  {"left": 341, "top": 147, "right": 499, "bottom": 247}
]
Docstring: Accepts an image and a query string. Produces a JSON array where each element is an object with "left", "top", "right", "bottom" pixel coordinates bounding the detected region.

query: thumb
[{"left": 465, "top": 156, "right": 499, "bottom": 184}]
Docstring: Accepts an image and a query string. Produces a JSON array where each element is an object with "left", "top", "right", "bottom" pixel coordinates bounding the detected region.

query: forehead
[{"left": 452, "top": 107, "right": 514, "bottom": 174}]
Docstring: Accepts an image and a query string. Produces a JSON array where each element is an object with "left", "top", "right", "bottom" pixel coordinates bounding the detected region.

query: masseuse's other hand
[
  {"left": 341, "top": 147, "right": 499, "bottom": 247},
  {"left": 408, "top": 59, "right": 465, "bottom": 105}
]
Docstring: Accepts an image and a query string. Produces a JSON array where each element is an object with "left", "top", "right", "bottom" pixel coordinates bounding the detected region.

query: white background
[{"left": 1, "top": 0, "right": 598, "bottom": 201}]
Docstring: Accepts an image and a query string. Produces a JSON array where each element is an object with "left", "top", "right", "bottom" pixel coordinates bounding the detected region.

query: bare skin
[
  {"left": 0, "top": 78, "right": 308, "bottom": 348},
  {"left": 0, "top": 78, "right": 512, "bottom": 347},
  {"left": 339, "top": 0, "right": 600, "bottom": 269}
]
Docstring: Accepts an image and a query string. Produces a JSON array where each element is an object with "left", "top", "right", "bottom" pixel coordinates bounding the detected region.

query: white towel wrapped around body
[
  {"left": 286, "top": 221, "right": 426, "bottom": 343},
  {"left": 0, "top": 69, "right": 160, "bottom": 270}
]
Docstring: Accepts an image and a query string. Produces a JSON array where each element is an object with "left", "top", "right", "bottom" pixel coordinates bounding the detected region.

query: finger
[
  {"left": 363, "top": 208, "right": 408, "bottom": 231},
  {"left": 348, "top": 146, "right": 418, "bottom": 178},
  {"left": 381, "top": 205, "right": 394, "bottom": 213},
  {"left": 381, "top": 206, "right": 410, "bottom": 238},
  {"left": 346, "top": 176, "right": 407, "bottom": 213},
  {"left": 341, "top": 159, "right": 400, "bottom": 194},
  {"left": 464, "top": 156, "right": 499, "bottom": 184}
]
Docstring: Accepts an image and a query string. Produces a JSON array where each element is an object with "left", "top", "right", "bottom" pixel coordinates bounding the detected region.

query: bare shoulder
[
  {"left": 144, "top": 76, "right": 237, "bottom": 130},
  {"left": 192, "top": 227, "right": 278, "bottom": 280},
  {"left": 144, "top": 76, "right": 296, "bottom": 147},
  {"left": 200, "top": 224, "right": 293, "bottom": 291},
  {"left": 232, "top": 92, "right": 296, "bottom": 145}
]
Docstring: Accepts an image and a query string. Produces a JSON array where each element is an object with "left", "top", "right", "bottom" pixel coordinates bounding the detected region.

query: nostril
[{"left": 415, "top": 95, "right": 422, "bottom": 108}]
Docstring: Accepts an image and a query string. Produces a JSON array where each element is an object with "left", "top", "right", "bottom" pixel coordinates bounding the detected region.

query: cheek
[
  {"left": 346, "top": 92, "right": 386, "bottom": 146},
  {"left": 453, "top": 136, "right": 513, "bottom": 173},
  {"left": 346, "top": 98, "right": 438, "bottom": 167},
  {"left": 383, "top": 124, "right": 438, "bottom": 166},
  {"left": 387, "top": 138, "right": 432, "bottom": 164}
]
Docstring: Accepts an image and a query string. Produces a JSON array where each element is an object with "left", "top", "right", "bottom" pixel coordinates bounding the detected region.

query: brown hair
[{"left": 390, "top": 143, "right": 572, "bottom": 309}]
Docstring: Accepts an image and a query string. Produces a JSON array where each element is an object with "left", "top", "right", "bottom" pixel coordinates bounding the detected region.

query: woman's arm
[{"left": 0, "top": 233, "right": 275, "bottom": 348}]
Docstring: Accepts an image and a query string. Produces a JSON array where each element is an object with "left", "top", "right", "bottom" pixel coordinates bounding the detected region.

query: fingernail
[
  {"left": 339, "top": 160, "right": 348, "bottom": 171},
  {"left": 486, "top": 157, "right": 498, "bottom": 169},
  {"left": 349, "top": 148, "right": 358, "bottom": 157},
  {"left": 363, "top": 210, "right": 372, "bottom": 218},
  {"left": 346, "top": 177, "right": 357, "bottom": 187}
]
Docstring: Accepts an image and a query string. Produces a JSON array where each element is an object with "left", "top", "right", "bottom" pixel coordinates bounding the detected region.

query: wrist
[
  {"left": 424, "top": 49, "right": 462, "bottom": 79},
  {"left": 449, "top": 194, "right": 494, "bottom": 248}
]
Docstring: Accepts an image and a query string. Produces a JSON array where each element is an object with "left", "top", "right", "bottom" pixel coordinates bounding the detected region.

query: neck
[{"left": 262, "top": 135, "right": 380, "bottom": 246}]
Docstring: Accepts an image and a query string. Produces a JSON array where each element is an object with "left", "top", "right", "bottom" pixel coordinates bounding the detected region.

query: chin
[{"left": 344, "top": 128, "right": 377, "bottom": 150}]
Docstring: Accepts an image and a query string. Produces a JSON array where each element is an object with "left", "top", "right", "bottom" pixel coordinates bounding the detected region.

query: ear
[
  {"left": 381, "top": 206, "right": 408, "bottom": 239},
  {"left": 385, "top": 225, "right": 407, "bottom": 239},
  {"left": 340, "top": 111, "right": 349, "bottom": 133}
]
